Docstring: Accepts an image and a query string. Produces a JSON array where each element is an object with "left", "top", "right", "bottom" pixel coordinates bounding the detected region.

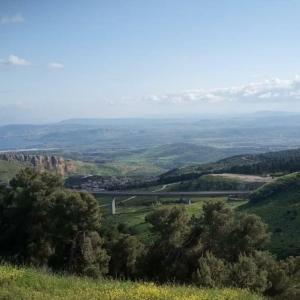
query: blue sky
[{"left": 1, "top": 0, "right": 300, "bottom": 124}]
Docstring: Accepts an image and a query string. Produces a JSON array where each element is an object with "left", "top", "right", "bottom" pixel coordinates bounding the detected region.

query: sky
[{"left": 1, "top": 0, "right": 300, "bottom": 124}]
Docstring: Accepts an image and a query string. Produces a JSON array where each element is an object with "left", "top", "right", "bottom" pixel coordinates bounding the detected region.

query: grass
[
  {"left": 0, "top": 265, "right": 264, "bottom": 300},
  {"left": 75, "top": 160, "right": 165, "bottom": 176},
  {"left": 240, "top": 173, "right": 300, "bottom": 257},
  {"left": 0, "top": 160, "right": 26, "bottom": 183},
  {"left": 97, "top": 195, "right": 247, "bottom": 243},
  {"left": 241, "top": 192, "right": 300, "bottom": 257}
]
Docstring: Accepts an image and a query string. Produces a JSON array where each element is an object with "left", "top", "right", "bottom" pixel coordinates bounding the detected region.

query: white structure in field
[{"left": 111, "top": 198, "right": 116, "bottom": 215}]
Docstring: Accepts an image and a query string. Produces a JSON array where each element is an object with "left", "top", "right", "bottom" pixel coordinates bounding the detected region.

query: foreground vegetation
[
  {"left": 0, "top": 265, "right": 263, "bottom": 300},
  {"left": 0, "top": 169, "right": 299, "bottom": 299},
  {"left": 98, "top": 195, "right": 245, "bottom": 243}
]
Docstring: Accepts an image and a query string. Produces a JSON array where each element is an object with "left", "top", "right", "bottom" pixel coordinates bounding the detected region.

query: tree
[
  {"left": 68, "top": 231, "right": 109, "bottom": 278},
  {"left": 45, "top": 190, "right": 109, "bottom": 276},
  {"left": 0, "top": 169, "right": 109, "bottom": 276},
  {"left": 145, "top": 206, "right": 189, "bottom": 245},
  {"left": 185, "top": 200, "right": 234, "bottom": 262},
  {"left": 0, "top": 168, "right": 63, "bottom": 263},
  {"left": 144, "top": 206, "right": 190, "bottom": 281},
  {"left": 109, "top": 234, "right": 145, "bottom": 279},
  {"left": 227, "top": 213, "right": 270, "bottom": 261}
]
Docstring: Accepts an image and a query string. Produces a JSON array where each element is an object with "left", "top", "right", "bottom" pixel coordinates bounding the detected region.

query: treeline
[
  {"left": 220, "top": 148, "right": 300, "bottom": 175},
  {"left": 158, "top": 148, "right": 300, "bottom": 185},
  {"left": 0, "top": 169, "right": 299, "bottom": 299},
  {"left": 226, "top": 157, "right": 300, "bottom": 175},
  {"left": 166, "top": 174, "right": 263, "bottom": 192}
]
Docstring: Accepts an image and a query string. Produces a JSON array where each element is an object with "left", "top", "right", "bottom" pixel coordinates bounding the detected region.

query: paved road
[
  {"left": 99, "top": 184, "right": 173, "bottom": 207},
  {"left": 151, "top": 184, "right": 169, "bottom": 192},
  {"left": 91, "top": 190, "right": 251, "bottom": 197}
]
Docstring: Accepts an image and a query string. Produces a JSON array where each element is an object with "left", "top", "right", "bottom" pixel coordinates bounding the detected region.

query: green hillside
[
  {"left": 99, "top": 196, "right": 246, "bottom": 244},
  {"left": 0, "top": 265, "right": 263, "bottom": 300},
  {"left": 0, "top": 160, "right": 26, "bottom": 184},
  {"left": 159, "top": 148, "right": 300, "bottom": 184},
  {"left": 122, "top": 143, "right": 246, "bottom": 169},
  {"left": 70, "top": 143, "right": 254, "bottom": 177},
  {"left": 240, "top": 172, "right": 300, "bottom": 258},
  {"left": 75, "top": 160, "right": 164, "bottom": 177},
  {"left": 165, "top": 174, "right": 269, "bottom": 192}
]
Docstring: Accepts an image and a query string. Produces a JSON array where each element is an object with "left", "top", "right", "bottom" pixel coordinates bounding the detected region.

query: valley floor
[{"left": 98, "top": 195, "right": 247, "bottom": 243}]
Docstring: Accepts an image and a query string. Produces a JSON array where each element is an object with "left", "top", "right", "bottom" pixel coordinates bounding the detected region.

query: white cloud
[
  {"left": 0, "top": 13, "right": 24, "bottom": 24},
  {"left": 1, "top": 55, "right": 30, "bottom": 66},
  {"left": 48, "top": 62, "right": 64, "bottom": 69},
  {"left": 146, "top": 77, "right": 300, "bottom": 104}
]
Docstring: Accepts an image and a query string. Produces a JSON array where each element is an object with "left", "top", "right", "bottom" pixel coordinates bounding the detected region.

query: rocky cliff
[{"left": 0, "top": 153, "right": 76, "bottom": 176}]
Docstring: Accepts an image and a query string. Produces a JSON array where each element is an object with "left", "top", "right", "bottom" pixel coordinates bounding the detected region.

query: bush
[
  {"left": 193, "top": 252, "right": 229, "bottom": 287},
  {"left": 231, "top": 254, "right": 269, "bottom": 293}
]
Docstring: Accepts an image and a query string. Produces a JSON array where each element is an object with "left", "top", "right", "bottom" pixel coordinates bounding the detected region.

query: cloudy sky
[{"left": 1, "top": 0, "right": 300, "bottom": 124}]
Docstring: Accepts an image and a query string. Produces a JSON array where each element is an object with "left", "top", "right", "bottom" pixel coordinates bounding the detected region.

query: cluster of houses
[{"left": 65, "top": 175, "right": 139, "bottom": 192}]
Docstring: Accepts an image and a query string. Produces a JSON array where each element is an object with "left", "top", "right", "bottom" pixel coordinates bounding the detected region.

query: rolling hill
[
  {"left": 159, "top": 148, "right": 300, "bottom": 184},
  {"left": 165, "top": 173, "right": 272, "bottom": 192},
  {"left": 2, "top": 113, "right": 300, "bottom": 153},
  {"left": 120, "top": 143, "right": 252, "bottom": 169}
]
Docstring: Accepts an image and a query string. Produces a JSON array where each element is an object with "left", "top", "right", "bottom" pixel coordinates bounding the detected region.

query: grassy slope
[
  {"left": 122, "top": 143, "right": 239, "bottom": 169},
  {"left": 240, "top": 173, "right": 300, "bottom": 257},
  {"left": 0, "top": 265, "right": 264, "bottom": 300},
  {"left": 98, "top": 196, "right": 247, "bottom": 244},
  {"left": 75, "top": 160, "right": 164, "bottom": 177},
  {"left": 165, "top": 174, "right": 267, "bottom": 192},
  {"left": 0, "top": 160, "right": 26, "bottom": 183}
]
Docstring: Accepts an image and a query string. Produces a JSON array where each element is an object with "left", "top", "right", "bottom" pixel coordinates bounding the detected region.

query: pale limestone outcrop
[{"left": 0, "top": 153, "right": 76, "bottom": 176}]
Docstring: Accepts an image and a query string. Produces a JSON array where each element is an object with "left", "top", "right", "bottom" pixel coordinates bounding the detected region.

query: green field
[
  {"left": 97, "top": 195, "right": 247, "bottom": 243},
  {"left": 0, "top": 265, "right": 264, "bottom": 300}
]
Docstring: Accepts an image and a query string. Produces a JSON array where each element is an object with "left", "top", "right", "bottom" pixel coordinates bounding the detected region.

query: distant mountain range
[
  {"left": 1, "top": 112, "right": 300, "bottom": 153},
  {"left": 0, "top": 112, "right": 300, "bottom": 179}
]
